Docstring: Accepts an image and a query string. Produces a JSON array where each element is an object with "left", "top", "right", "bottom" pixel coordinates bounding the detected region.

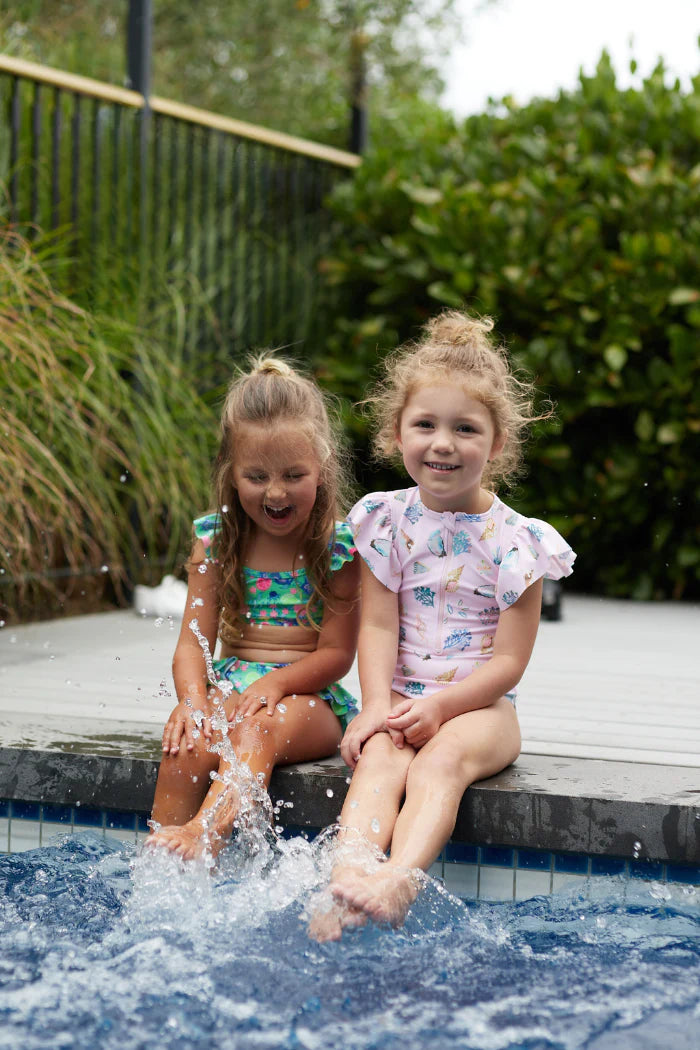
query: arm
[
  {"left": 387, "top": 578, "right": 543, "bottom": 747},
  {"left": 162, "top": 539, "right": 222, "bottom": 754},
  {"left": 235, "top": 556, "right": 361, "bottom": 717},
  {"left": 340, "top": 559, "right": 401, "bottom": 768}
]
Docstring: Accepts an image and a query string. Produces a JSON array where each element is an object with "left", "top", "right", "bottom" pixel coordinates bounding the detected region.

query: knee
[
  {"left": 407, "top": 741, "right": 471, "bottom": 793},
  {"left": 158, "top": 737, "right": 218, "bottom": 782}
]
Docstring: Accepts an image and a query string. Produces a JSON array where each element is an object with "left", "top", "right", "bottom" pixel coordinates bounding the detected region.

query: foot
[
  {"left": 307, "top": 898, "right": 367, "bottom": 942},
  {"left": 331, "top": 864, "right": 422, "bottom": 927},
  {"left": 147, "top": 820, "right": 223, "bottom": 861}
]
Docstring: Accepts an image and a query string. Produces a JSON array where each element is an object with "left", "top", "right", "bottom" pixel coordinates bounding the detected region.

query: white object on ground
[{"left": 133, "top": 574, "right": 188, "bottom": 618}]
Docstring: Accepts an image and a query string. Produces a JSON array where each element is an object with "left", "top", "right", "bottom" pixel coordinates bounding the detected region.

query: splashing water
[{"left": 1, "top": 831, "right": 698, "bottom": 1050}]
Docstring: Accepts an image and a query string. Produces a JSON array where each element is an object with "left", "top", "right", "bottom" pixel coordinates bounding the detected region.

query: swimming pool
[{"left": 2, "top": 831, "right": 698, "bottom": 1050}]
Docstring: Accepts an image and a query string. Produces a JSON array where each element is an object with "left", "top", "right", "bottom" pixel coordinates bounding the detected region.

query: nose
[
  {"left": 265, "top": 477, "right": 287, "bottom": 503},
  {"left": 431, "top": 426, "right": 455, "bottom": 453}
]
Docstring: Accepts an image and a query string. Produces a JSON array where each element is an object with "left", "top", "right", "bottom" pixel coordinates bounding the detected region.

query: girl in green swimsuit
[{"left": 149, "top": 356, "right": 359, "bottom": 861}]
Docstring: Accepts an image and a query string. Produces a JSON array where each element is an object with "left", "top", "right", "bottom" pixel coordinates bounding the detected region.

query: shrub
[
  {"left": 0, "top": 224, "right": 216, "bottom": 621},
  {"left": 316, "top": 56, "right": 700, "bottom": 599}
]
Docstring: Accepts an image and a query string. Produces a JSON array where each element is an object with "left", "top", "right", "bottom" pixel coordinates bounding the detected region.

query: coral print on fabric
[{"left": 347, "top": 488, "right": 575, "bottom": 702}]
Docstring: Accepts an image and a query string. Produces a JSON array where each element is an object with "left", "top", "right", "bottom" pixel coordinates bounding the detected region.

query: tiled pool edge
[{"left": 1, "top": 742, "right": 698, "bottom": 884}]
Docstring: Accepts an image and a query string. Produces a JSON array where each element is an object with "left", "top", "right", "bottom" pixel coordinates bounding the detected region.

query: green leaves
[{"left": 319, "top": 56, "right": 700, "bottom": 599}]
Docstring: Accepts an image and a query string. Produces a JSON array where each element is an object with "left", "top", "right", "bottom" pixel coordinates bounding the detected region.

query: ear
[{"left": 490, "top": 429, "right": 507, "bottom": 461}]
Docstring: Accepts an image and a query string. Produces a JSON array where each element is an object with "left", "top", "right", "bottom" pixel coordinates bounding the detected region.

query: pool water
[{"left": 1, "top": 832, "right": 698, "bottom": 1050}]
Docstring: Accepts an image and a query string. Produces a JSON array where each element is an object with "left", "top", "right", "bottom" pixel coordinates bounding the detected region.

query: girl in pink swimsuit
[{"left": 311, "top": 310, "right": 575, "bottom": 938}]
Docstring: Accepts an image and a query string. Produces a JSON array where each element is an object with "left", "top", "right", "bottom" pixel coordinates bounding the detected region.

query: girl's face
[
  {"left": 232, "top": 421, "right": 322, "bottom": 540},
  {"left": 397, "top": 381, "right": 504, "bottom": 515}
]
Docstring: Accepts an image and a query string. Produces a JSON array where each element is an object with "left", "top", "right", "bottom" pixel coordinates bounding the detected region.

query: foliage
[
  {"left": 315, "top": 56, "right": 700, "bottom": 599},
  {"left": 0, "top": 224, "right": 216, "bottom": 622},
  {"left": 2, "top": 0, "right": 461, "bottom": 148}
]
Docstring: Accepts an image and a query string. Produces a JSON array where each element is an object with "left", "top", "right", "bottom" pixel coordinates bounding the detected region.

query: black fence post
[{"left": 349, "top": 28, "right": 368, "bottom": 155}]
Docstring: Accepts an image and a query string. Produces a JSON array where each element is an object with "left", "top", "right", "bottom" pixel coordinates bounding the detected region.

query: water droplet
[
  {"left": 100, "top": 565, "right": 109, "bottom": 573},
  {"left": 154, "top": 617, "right": 164, "bottom": 627},
  {"left": 197, "top": 564, "right": 207, "bottom": 574},
  {"left": 370, "top": 818, "right": 380, "bottom": 834},
  {"left": 326, "top": 788, "right": 334, "bottom": 798},
  {"left": 221, "top": 504, "right": 229, "bottom": 513},
  {"left": 0, "top": 621, "right": 4, "bottom": 628},
  {"left": 345, "top": 777, "right": 351, "bottom": 784},
  {"left": 308, "top": 699, "right": 316, "bottom": 707},
  {"left": 350, "top": 800, "right": 359, "bottom": 809},
  {"left": 65, "top": 679, "right": 71, "bottom": 685},
  {"left": 632, "top": 840, "right": 642, "bottom": 858},
  {"left": 277, "top": 703, "right": 287, "bottom": 714},
  {"left": 119, "top": 473, "right": 128, "bottom": 483}
]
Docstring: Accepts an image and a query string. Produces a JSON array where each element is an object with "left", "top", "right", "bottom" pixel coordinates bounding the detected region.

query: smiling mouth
[
  {"left": 264, "top": 505, "right": 293, "bottom": 521},
  {"left": 425, "top": 462, "right": 458, "bottom": 472}
]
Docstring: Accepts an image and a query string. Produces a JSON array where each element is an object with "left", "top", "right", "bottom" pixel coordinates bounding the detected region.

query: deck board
[{"left": 1, "top": 594, "right": 698, "bottom": 768}]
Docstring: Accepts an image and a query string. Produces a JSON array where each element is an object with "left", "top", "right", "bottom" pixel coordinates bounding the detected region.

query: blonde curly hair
[{"left": 367, "top": 311, "right": 550, "bottom": 489}]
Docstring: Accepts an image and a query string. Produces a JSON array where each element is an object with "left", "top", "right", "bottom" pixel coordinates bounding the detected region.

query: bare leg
[
  {"left": 308, "top": 730, "right": 415, "bottom": 940},
  {"left": 149, "top": 695, "right": 342, "bottom": 860},
  {"left": 334, "top": 698, "right": 521, "bottom": 926},
  {"left": 151, "top": 736, "right": 220, "bottom": 827}
]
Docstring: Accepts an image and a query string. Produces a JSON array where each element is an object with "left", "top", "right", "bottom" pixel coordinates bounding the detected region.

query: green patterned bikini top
[{"left": 193, "top": 514, "right": 355, "bottom": 630}]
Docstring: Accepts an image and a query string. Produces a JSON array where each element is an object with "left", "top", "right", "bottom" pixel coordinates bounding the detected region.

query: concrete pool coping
[
  {"left": 1, "top": 597, "right": 699, "bottom": 866},
  {"left": 1, "top": 713, "right": 698, "bottom": 866}
]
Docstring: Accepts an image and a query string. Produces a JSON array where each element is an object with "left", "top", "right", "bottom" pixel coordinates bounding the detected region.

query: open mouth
[
  {"left": 425, "top": 462, "right": 458, "bottom": 472},
  {"left": 264, "top": 504, "right": 293, "bottom": 522}
]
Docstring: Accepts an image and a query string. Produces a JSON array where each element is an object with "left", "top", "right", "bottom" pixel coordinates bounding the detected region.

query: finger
[
  {"left": 183, "top": 718, "right": 195, "bottom": 751},
  {"left": 340, "top": 737, "right": 357, "bottom": 769},
  {"left": 163, "top": 719, "right": 182, "bottom": 753},
  {"left": 202, "top": 717, "right": 213, "bottom": 740},
  {"left": 386, "top": 700, "right": 412, "bottom": 721},
  {"left": 387, "top": 727, "right": 404, "bottom": 748},
  {"left": 386, "top": 710, "right": 418, "bottom": 731}
]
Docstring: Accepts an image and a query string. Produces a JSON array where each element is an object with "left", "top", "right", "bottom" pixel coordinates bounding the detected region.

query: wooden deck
[{"left": 1, "top": 594, "right": 698, "bottom": 768}]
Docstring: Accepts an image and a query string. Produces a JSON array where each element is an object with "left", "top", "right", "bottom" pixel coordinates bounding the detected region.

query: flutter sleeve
[
  {"left": 192, "top": 512, "right": 222, "bottom": 562},
  {"left": 346, "top": 494, "right": 402, "bottom": 592},
  {"left": 329, "top": 520, "right": 357, "bottom": 572},
  {"left": 496, "top": 518, "right": 576, "bottom": 609}
]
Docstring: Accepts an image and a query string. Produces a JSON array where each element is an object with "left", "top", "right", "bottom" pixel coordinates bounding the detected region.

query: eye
[
  {"left": 286, "top": 472, "right": 306, "bottom": 481},
  {"left": 415, "top": 420, "right": 434, "bottom": 429},
  {"left": 246, "top": 473, "right": 267, "bottom": 483},
  {"left": 457, "top": 423, "right": 476, "bottom": 434}
]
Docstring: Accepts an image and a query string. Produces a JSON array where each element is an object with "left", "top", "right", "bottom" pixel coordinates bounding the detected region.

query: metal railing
[{"left": 0, "top": 55, "right": 360, "bottom": 368}]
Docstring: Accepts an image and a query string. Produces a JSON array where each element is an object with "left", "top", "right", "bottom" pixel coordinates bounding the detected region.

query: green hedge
[{"left": 316, "top": 55, "right": 700, "bottom": 600}]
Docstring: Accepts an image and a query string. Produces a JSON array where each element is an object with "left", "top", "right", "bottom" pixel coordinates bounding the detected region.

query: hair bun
[
  {"left": 426, "top": 310, "right": 494, "bottom": 346},
  {"left": 251, "top": 354, "right": 295, "bottom": 378}
]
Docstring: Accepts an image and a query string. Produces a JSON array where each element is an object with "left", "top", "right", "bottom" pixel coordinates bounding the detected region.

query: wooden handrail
[{"left": 0, "top": 53, "right": 362, "bottom": 169}]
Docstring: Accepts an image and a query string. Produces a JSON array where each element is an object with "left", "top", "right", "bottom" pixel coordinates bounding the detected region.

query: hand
[
  {"left": 161, "top": 698, "right": 214, "bottom": 755},
  {"left": 340, "top": 709, "right": 390, "bottom": 769},
  {"left": 231, "top": 677, "right": 286, "bottom": 719},
  {"left": 386, "top": 697, "right": 442, "bottom": 749}
]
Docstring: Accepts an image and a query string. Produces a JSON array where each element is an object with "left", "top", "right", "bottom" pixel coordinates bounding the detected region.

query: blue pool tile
[
  {"left": 629, "top": 859, "right": 664, "bottom": 881},
  {"left": 445, "top": 842, "right": 478, "bottom": 865},
  {"left": 665, "top": 863, "right": 700, "bottom": 885},
  {"left": 73, "top": 805, "right": 104, "bottom": 827},
  {"left": 591, "top": 855, "right": 628, "bottom": 877},
  {"left": 137, "top": 814, "right": 151, "bottom": 833},
  {"left": 554, "top": 853, "right": 590, "bottom": 875},
  {"left": 106, "top": 811, "right": 137, "bottom": 832},
  {"left": 42, "top": 804, "right": 73, "bottom": 825},
  {"left": 11, "top": 801, "right": 41, "bottom": 821},
  {"left": 516, "top": 849, "right": 552, "bottom": 871},
  {"left": 480, "top": 846, "right": 514, "bottom": 868},
  {"left": 0, "top": 801, "right": 9, "bottom": 818}
]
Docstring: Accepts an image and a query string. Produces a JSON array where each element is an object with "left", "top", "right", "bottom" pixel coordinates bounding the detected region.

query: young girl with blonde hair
[
  {"left": 313, "top": 311, "right": 575, "bottom": 937},
  {"left": 149, "top": 356, "right": 359, "bottom": 859}
]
